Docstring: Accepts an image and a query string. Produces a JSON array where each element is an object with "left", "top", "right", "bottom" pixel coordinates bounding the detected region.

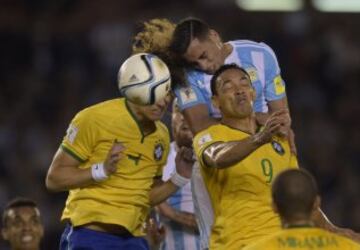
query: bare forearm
[
  {"left": 149, "top": 181, "right": 178, "bottom": 206},
  {"left": 46, "top": 165, "right": 93, "bottom": 192},
  {"left": 157, "top": 202, "right": 198, "bottom": 230}
]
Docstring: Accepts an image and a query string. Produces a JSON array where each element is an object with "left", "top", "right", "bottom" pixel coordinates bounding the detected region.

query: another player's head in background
[
  {"left": 272, "top": 169, "right": 320, "bottom": 228},
  {"left": 170, "top": 17, "right": 230, "bottom": 75},
  {"left": 171, "top": 99, "right": 193, "bottom": 148},
  {"left": 2, "top": 197, "right": 44, "bottom": 250},
  {"left": 210, "top": 64, "right": 255, "bottom": 119}
]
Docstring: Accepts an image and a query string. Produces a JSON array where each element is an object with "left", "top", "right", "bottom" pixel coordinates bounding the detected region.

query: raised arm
[
  {"left": 157, "top": 202, "right": 198, "bottom": 230},
  {"left": 149, "top": 147, "right": 194, "bottom": 206}
]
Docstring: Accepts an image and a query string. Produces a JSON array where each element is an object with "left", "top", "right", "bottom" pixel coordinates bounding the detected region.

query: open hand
[{"left": 104, "top": 140, "right": 126, "bottom": 176}]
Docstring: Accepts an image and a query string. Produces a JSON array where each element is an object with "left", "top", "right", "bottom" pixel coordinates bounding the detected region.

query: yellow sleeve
[
  {"left": 193, "top": 128, "right": 221, "bottom": 167},
  {"left": 61, "top": 110, "right": 97, "bottom": 162}
]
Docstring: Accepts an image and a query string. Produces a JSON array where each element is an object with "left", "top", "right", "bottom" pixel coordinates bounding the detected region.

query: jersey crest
[
  {"left": 154, "top": 142, "right": 164, "bottom": 161},
  {"left": 245, "top": 67, "right": 259, "bottom": 83},
  {"left": 271, "top": 141, "right": 285, "bottom": 155},
  {"left": 179, "top": 87, "right": 198, "bottom": 104}
]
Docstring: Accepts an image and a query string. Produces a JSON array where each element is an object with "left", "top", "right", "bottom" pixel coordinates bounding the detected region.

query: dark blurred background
[{"left": 0, "top": 0, "right": 360, "bottom": 249}]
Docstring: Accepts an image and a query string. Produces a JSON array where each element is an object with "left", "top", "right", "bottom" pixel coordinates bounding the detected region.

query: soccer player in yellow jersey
[
  {"left": 45, "top": 58, "right": 194, "bottom": 250},
  {"left": 244, "top": 169, "right": 360, "bottom": 250},
  {"left": 193, "top": 63, "right": 360, "bottom": 249},
  {"left": 193, "top": 63, "right": 296, "bottom": 250}
]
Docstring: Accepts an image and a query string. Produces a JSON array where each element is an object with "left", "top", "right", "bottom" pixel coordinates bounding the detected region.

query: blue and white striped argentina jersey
[
  {"left": 174, "top": 40, "right": 287, "bottom": 116},
  {"left": 160, "top": 142, "right": 200, "bottom": 250}
]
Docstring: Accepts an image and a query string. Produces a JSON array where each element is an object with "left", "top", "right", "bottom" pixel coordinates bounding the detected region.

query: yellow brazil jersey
[
  {"left": 193, "top": 124, "right": 298, "bottom": 250},
  {"left": 243, "top": 226, "right": 360, "bottom": 250},
  {"left": 60, "top": 98, "right": 170, "bottom": 236}
]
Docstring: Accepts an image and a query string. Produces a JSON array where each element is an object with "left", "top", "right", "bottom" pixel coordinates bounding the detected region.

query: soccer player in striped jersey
[
  {"left": 170, "top": 18, "right": 290, "bottom": 135},
  {"left": 244, "top": 169, "right": 360, "bottom": 250},
  {"left": 157, "top": 101, "right": 200, "bottom": 250}
]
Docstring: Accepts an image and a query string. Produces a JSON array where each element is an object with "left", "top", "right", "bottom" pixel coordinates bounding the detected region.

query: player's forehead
[
  {"left": 217, "top": 68, "right": 249, "bottom": 86},
  {"left": 6, "top": 206, "right": 40, "bottom": 221}
]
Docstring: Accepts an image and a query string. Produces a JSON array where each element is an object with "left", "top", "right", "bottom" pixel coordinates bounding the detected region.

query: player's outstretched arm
[
  {"left": 149, "top": 147, "right": 194, "bottom": 206},
  {"left": 202, "top": 110, "right": 287, "bottom": 169},
  {"left": 313, "top": 208, "right": 360, "bottom": 243},
  {"left": 46, "top": 141, "right": 125, "bottom": 192}
]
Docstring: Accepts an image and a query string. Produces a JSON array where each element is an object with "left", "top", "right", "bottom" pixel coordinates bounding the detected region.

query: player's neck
[
  {"left": 126, "top": 101, "right": 156, "bottom": 135},
  {"left": 221, "top": 115, "right": 257, "bottom": 135},
  {"left": 282, "top": 218, "right": 314, "bottom": 229}
]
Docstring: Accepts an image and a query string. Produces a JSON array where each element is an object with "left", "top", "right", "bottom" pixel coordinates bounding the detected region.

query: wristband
[
  {"left": 170, "top": 171, "right": 190, "bottom": 188},
  {"left": 91, "top": 163, "right": 108, "bottom": 182}
]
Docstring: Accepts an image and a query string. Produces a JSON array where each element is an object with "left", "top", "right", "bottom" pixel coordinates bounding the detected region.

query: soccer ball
[{"left": 118, "top": 53, "right": 171, "bottom": 105}]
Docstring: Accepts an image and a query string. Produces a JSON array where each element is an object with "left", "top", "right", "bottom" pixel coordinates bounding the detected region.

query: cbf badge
[
  {"left": 154, "top": 142, "right": 164, "bottom": 161},
  {"left": 271, "top": 141, "right": 285, "bottom": 155}
]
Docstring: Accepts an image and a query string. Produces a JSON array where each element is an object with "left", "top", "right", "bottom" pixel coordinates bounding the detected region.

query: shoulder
[
  {"left": 183, "top": 68, "right": 207, "bottom": 86},
  {"left": 230, "top": 40, "right": 277, "bottom": 58},
  {"left": 194, "top": 124, "right": 224, "bottom": 145}
]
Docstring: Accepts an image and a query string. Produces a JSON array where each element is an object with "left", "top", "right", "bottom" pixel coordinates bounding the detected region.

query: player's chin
[{"left": 148, "top": 111, "right": 165, "bottom": 121}]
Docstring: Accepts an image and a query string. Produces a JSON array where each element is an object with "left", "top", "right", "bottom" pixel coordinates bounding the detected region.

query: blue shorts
[{"left": 60, "top": 224, "right": 149, "bottom": 250}]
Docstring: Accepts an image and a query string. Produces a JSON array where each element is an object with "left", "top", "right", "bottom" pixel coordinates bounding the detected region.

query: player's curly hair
[
  {"left": 132, "top": 18, "right": 187, "bottom": 89},
  {"left": 132, "top": 18, "right": 175, "bottom": 60}
]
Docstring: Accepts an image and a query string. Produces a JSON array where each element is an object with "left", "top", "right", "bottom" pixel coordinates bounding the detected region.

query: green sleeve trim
[{"left": 60, "top": 144, "right": 87, "bottom": 163}]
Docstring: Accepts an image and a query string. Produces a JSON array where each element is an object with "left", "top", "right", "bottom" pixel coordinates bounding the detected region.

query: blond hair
[
  {"left": 132, "top": 18, "right": 187, "bottom": 88},
  {"left": 132, "top": 18, "right": 175, "bottom": 58}
]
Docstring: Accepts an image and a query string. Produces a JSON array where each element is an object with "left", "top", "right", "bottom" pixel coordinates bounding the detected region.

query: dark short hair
[
  {"left": 2, "top": 197, "right": 38, "bottom": 227},
  {"left": 170, "top": 17, "right": 210, "bottom": 58},
  {"left": 272, "top": 169, "right": 318, "bottom": 221},
  {"left": 210, "top": 63, "right": 250, "bottom": 96}
]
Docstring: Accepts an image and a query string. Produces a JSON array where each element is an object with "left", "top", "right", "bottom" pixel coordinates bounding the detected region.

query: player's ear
[
  {"left": 2, "top": 228, "right": 9, "bottom": 240},
  {"left": 208, "top": 29, "right": 221, "bottom": 43},
  {"left": 211, "top": 95, "right": 220, "bottom": 110},
  {"left": 313, "top": 195, "right": 321, "bottom": 211},
  {"left": 250, "top": 87, "right": 256, "bottom": 102},
  {"left": 39, "top": 224, "right": 44, "bottom": 239},
  {"left": 271, "top": 200, "right": 279, "bottom": 214}
]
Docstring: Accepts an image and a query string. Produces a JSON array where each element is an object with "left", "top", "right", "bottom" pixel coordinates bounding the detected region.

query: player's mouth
[
  {"left": 21, "top": 234, "right": 34, "bottom": 243},
  {"left": 235, "top": 95, "right": 247, "bottom": 105},
  {"left": 151, "top": 109, "right": 164, "bottom": 117}
]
